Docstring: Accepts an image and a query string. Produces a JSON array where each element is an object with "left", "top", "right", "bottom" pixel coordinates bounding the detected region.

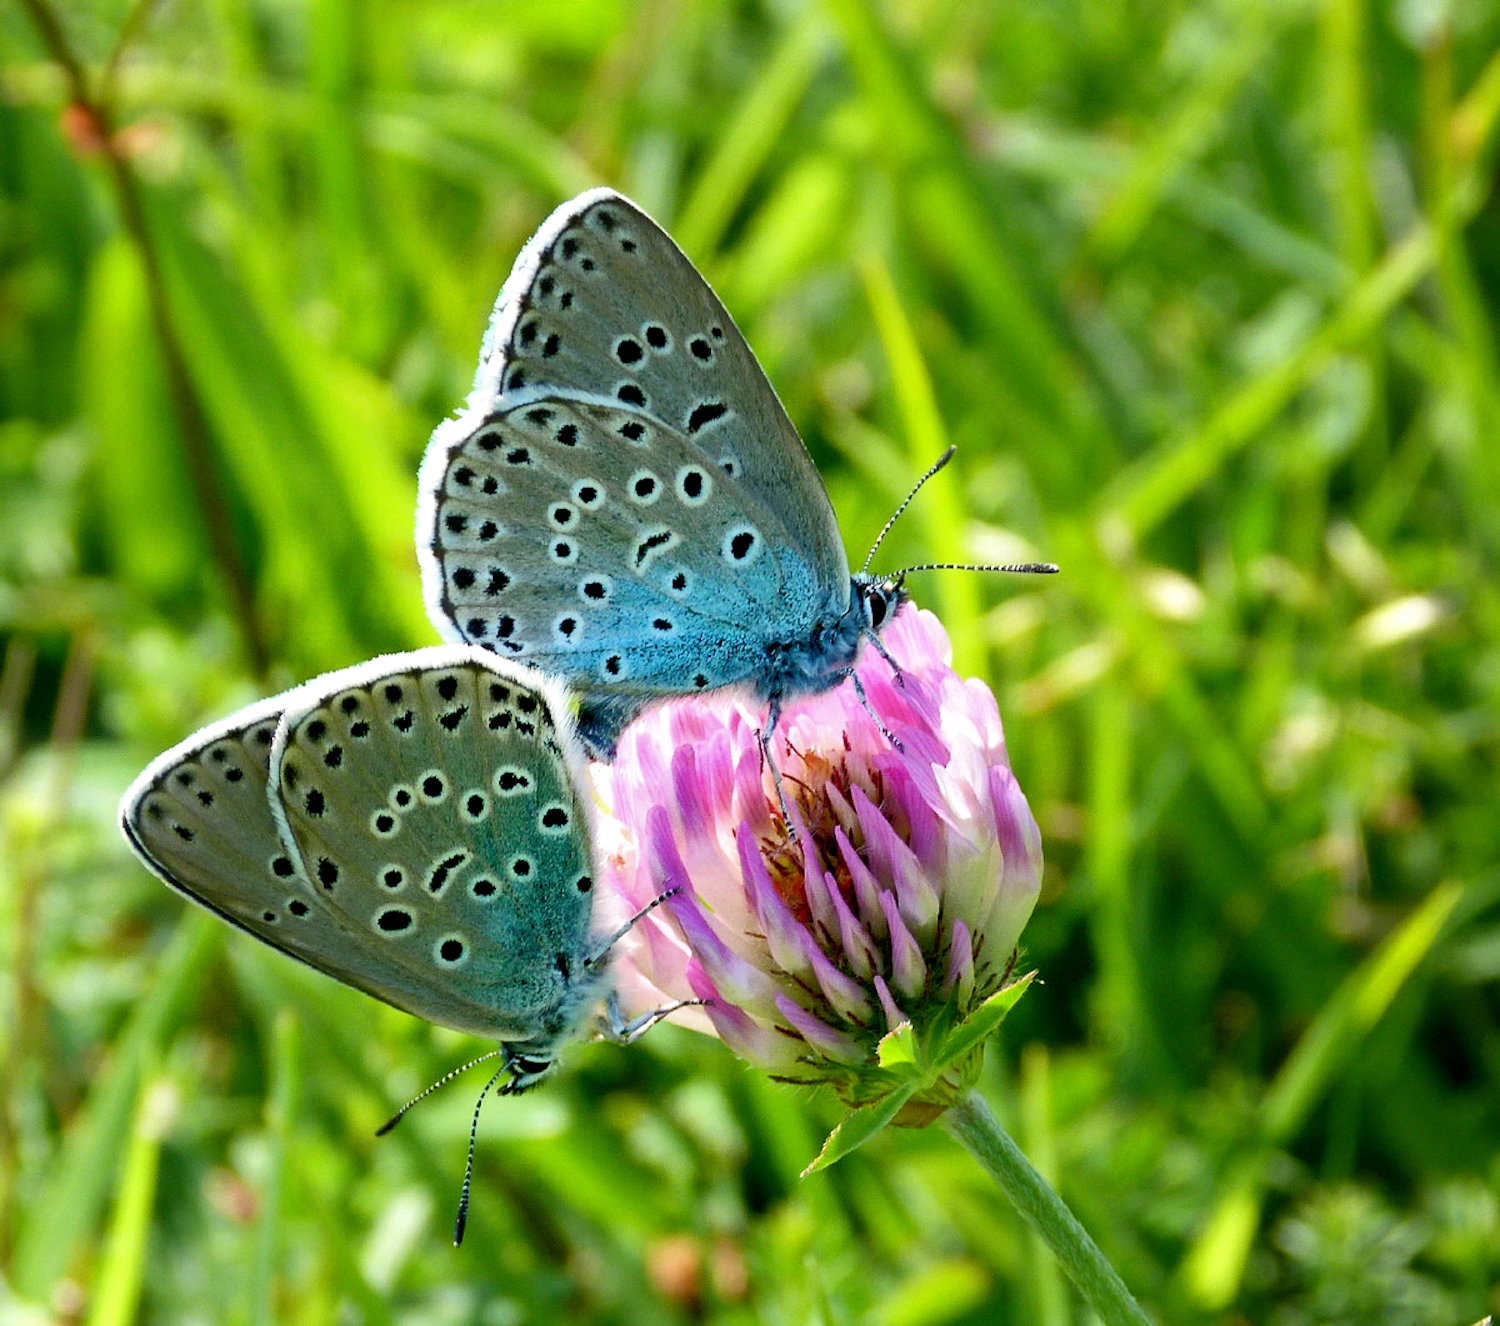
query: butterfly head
[
  {"left": 499, "top": 1042, "right": 560, "bottom": 1095},
  {"left": 855, "top": 573, "right": 907, "bottom": 637}
]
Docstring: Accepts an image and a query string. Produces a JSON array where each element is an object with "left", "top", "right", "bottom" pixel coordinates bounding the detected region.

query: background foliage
[{"left": 4, "top": 0, "right": 1500, "bottom": 1321}]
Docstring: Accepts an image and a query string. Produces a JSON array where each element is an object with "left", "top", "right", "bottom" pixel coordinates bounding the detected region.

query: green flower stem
[{"left": 943, "top": 1091, "right": 1154, "bottom": 1326}]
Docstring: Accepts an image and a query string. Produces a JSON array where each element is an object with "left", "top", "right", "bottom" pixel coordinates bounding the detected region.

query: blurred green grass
[{"left": 3, "top": 0, "right": 1499, "bottom": 1321}]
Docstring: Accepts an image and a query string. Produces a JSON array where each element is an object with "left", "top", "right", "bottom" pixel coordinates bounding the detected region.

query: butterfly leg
[
  {"left": 600, "top": 989, "right": 710, "bottom": 1044},
  {"left": 863, "top": 627, "right": 907, "bottom": 688},
  {"left": 585, "top": 886, "right": 683, "bottom": 967},
  {"left": 758, "top": 698, "right": 798, "bottom": 837},
  {"left": 847, "top": 669, "right": 906, "bottom": 754}
]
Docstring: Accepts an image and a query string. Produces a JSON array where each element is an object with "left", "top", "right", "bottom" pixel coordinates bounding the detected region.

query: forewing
[
  {"left": 417, "top": 188, "right": 851, "bottom": 660},
  {"left": 119, "top": 696, "right": 442, "bottom": 1013}
]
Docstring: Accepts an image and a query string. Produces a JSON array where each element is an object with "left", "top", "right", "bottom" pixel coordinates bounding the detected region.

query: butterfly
[
  {"left": 416, "top": 189, "right": 1054, "bottom": 781},
  {"left": 120, "top": 647, "right": 665, "bottom": 1097}
]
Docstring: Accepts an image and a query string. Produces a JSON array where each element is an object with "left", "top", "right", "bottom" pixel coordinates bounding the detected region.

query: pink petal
[{"left": 880, "top": 890, "right": 927, "bottom": 1001}]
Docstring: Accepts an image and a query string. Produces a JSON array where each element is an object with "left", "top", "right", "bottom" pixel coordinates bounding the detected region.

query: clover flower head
[{"left": 594, "top": 607, "right": 1043, "bottom": 1120}]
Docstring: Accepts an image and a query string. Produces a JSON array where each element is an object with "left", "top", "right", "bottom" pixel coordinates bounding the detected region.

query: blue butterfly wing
[{"left": 418, "top": 189, "right": 853, "bottom": 742}]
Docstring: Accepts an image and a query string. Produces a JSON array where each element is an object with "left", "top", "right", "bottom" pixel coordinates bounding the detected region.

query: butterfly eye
[{"left": 867, "top": 593, "right": 888, "bottom": 630}]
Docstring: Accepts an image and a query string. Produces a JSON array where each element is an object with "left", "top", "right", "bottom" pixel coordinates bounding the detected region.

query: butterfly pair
[{"left": 121, "top": 190, "right": 1051, "bottom": 1206}]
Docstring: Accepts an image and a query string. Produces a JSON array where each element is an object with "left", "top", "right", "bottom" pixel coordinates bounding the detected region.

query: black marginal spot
[
  {"left": 323, "top": 745, "right": 343, "bottom": 768},
  {"left": 445, "top": 514, "right": 468, "bottom": 534},
  {"left": 621, "top": 238, "right": 637, "bottom": 253},
  {"left": 645, "top": 324, "right": 667, "bottom": 349},
  {"left": 350, "top": 721, "right": 371, "bottom": 738},
  {"left": 596, "top": 209, "right": 617, "bottom": 232},
  {"left": 225, "top": 767, "right": 244, "bottom": 783},
  {"left": 478, "top": 521, "right": 499, "bottom": 541},
  {"left": 711, "top": 325, "right": 725, "bottom": 339},
  {"left": 272, "top": 856, "right": 295, "bottom": 877},
  {"left": 440, "top": 706, "right": 469, "bottom": 731},
  {"left": 560, "top": 292, "right": 573, "bottom": 309},
  {"left": 615, "top": 338, "right": 643, "bottom": 365},
  {"left": 517, "top": 695, "right": 538, "bottom": 714},
  {"left": 453, "top": 567, "right": 475, "bottom": 590},
  {"left": 489, "top": 712, "right": 512, "bottom": 730},
  {"left": 538, "top": 275, "right": 554, "bottom": 297},
  {"left": 289, "top": 900, "right": 309, "bottom": 917},
  {"left": 580, "top": 257, "right": 595, "bottom": 272},
  {"left": 481, "top": 477, "right": 499, "bottom": 496},
  {"left": 453, "top": 466, "right": 475, "bottom": 488},
  {"left": 490, "top": 683, "right": 511, "bottom": 703},
  {"left": 440, "top": 938, "right": 465, "bottom": 962},
  {"left": 283, "top": 765, "right": 299, "bottom": 789},
  {"left": 543, "top": 334, "right": 560, "bottom": 357},
  {"left": 197, "top": 790, "right": 214, "bottom": 806},
  {"left": 377, "top": 909, "right": 412, "bottom": 933},
  {"left": 694, "top": 674, "right": 709, "bottom": 689},
  {"left": 305, "top": 789, "right": 325, "bottom": 816},
  {"left": 617, "top": 383, "right": 646, "bottom": 407},
  {"left": 518, "top": 321, "right": 538, "bottom": 347},
  {"left": 383, "top": 868, "right": 403, "bottom": 888},
  {"left": 687, "top": 401, "right": 727, "bottom": 433},
  {"left": 542, "top": 807, "right": 569, "bottom": 828},
  {"left": 575, "top": 874, "right": 593, "bottom": 893},
  {"left": 561, "top": 237, "right": 578, "bottom": 259},
  {"left": 145, "top": 803, "right": 164, "bottom": 821},
  {"left": 317, "top": 857, "right": 339, "bottom": 889},
  {"left": 176, "top": 771, "right": 194, "bottom": 786},
  {"left": 210, "top": 748, "right": 227, "bottom": 764},
  {"left": 486, "top": 568, "right": 511, "bottom": 595},
  {"left": 605, "top": 656, "right": 622, "bottom": 676},
  {"left": 255, "top": 727, "right": 273, "bottom": 746},
  {"left": 497, "top": 616, "right": 516, "bottom": 638},
  {"left": 173, "top": 824, "right": 194, "bottom": 842},
  {"left": 505, "top": 447, "right": 531, "bottom": 466},
  {"left": 556, "top": 423, "right": 579, "bottom": 446},
  {"left": 671, "top": 572, "right": 688, "bottom": 591},
  {"left": 340, "top": 696, "right": 360, "bottom": 715},
  {"left": 438, "top": 676, "right": 459, "bottom": 701},
  {"left": 477, "top": 434, "right": 501, "bottom": 452},
  {"left": 508, "top": 368, "right": 527, "bottom": 390},
  {"left": 393, "top": 710, "right": 415, "bottom": 733},
  {"left": 526, "top": 408, "right": 554, "bottom": 428},
  {"left": 385, "top": 683, "right": 404, "bottom": 703},
  {"left": 690, "top": 337, "right": 712, "bottom": 360},
  {"left": 619, "top": 421, "right": 645, "bottom": 442},
  {"left": 307, "top": 720, "right": 327, "bottom": 741},
  {"left": 263, "top": 911, "right": 277, "bottom": 923}
]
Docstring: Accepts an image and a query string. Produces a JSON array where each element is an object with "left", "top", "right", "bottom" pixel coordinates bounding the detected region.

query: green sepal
[
  {"left": 932, "top": 971, "right": 1035, "bottom": 1073},
  {"left": 803, "top": 1076, "right": 924, "bottom": 1175}
]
